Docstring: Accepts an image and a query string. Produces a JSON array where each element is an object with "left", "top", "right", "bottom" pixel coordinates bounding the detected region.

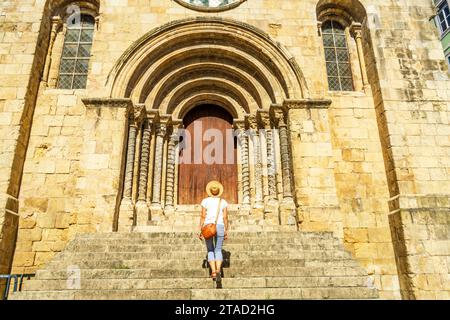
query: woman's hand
[
  {"left": 224, "top": 231, "right": 228, "bottom": 240},
  {"left": 198, "top": 232, "right": 204, "bottom": 240}
]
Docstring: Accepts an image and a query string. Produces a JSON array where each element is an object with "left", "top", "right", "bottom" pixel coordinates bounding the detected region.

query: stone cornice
[
  {"left": 283, "top": 99, "right": 332, "bottom": 109},
  {"left": 82, "top": 98, "right": 133, "bottom": 109}
]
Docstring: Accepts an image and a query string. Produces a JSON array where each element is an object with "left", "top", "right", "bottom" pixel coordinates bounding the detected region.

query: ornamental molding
[{"left": 174, "top": 0, "right": 246, "bottom": 12}]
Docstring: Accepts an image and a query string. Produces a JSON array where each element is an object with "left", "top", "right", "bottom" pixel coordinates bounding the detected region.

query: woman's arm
[
  {"left": 198, "top": 207, "right": 206, "bottom": 239},
  {"left": 223, "top": 206, "right": 229, "bottom": 239}
]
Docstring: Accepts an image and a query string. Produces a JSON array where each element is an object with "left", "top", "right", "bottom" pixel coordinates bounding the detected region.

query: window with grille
[
  {"left": 321, "top": 20, "right": 354, "bottom": 92},
  {"left": 57, "top": 14, "right": 94, "bottom": 89},
  {"left": 437, "top": 1, "right": 450, "bottom": 35}
]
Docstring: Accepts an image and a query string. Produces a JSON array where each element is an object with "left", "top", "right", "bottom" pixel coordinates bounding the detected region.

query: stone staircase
[
  {"left": 134, "top": 205, "right": 298, "bottom": 233},
  {"left": 10, "top": 231, "right": 379, "bottom": 300}
]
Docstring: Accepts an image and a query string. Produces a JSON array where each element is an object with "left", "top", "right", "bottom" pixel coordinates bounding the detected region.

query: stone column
[
  {"left": 235, "top": 120, "right": 251, "bottom": 206},
  {"left": 272, "top": 106, "right": 296, "bottom": 225},
  {"left": 273, "top": 109, "right": 293, "bottom": 200},
  {"left": 165, "top": 122, "right": 182, "bottom": 211},
  {"left": 150, "top": 122, "right": 167, "bottom": 217},
  {"left": 135, "top": 118, "right": 152, "bottom": 225},
  {"left": 350, "top": 23, "right": 370, "bottom": 90},
  {"left": 119, "top": 117, "right": 138, "bottom": 212},
  {"left": 258, "top": 110, "right": 277, "bottom": 201},
  {"left": 249, "top": 116, "right": 264, "bottom": 210},
  {"left": 42, "top": 16, "right": 62, "bottom": 84}
]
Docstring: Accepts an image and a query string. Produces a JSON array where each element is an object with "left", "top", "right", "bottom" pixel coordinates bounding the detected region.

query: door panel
[{"left": 178, "top": 105, "right": 238, "bottom": 204}]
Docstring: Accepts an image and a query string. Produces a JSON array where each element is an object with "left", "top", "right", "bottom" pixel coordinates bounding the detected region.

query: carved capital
[
  {"left": 350, "top": 22, "right": 363, "bottom": 39},
  {"left": 257, "top": 109, "right": 272, "bottom": 129},
  {"left": 51, "top": 16, "right": 63, "bottom": 33},
  {"left": 271, "top": 105, "right": 287, "bottom": 127},
  {"left": 233, "top": 119, "right": 245, "bottom": 130},
  {"left": 132, "top": 104, "right": 146, "bottom": 126},
  {"left": 247, "top": 115, "right": 259, "bottom": 130},
  {"left": 156, "top": 123, "right": 167, "bottom": 137},
  {"left": 171, "top": 121, "right": 184, "bottom": 146}
]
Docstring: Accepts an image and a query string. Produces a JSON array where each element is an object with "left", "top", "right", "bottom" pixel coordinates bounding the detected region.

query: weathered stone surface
[
  {"left": 10, "top": 231, "right": 378, "bottom": 300},
  {"left": 0, "top": 0, "right": 448, "bottom": 301}
]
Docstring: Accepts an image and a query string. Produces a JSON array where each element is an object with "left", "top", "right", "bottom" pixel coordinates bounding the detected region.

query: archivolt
[{"left": 108, "top": 18, "right": 308, "bottom": 117}]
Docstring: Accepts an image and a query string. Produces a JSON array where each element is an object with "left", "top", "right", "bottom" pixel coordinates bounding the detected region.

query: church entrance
[{"left": 178, "top": 105, "right": 238, "bottom": 204}]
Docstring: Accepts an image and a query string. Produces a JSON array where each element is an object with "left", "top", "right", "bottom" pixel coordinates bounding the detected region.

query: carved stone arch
[
  {"left": 318, "top": 8, "right": 354, "bottom": 28},
  {"left": 316, "top": 0, "right": 367, "bottom": 25},
  {"left": 163, "top": 78, "right": 253, "bottom": 116},
  {"left": 108, "top": 17, "right": 308, "bottom": 104},
  {"left": 48, "top": 0, "right": 100, "bottom": 20},
  {"left": 174, "top": 93, "right": 245, "bottom": 120}
]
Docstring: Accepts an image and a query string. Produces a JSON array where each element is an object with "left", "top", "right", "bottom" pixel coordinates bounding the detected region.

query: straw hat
[{"left": 206, "top": 180, "right": 224, "bottom": 197}]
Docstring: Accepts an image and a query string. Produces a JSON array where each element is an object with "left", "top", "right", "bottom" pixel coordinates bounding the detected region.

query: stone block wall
[
  {"left": 364, "top": 1, "right": 450, "bottom": 200},
  {"left": 0, "top": 0, "right": 48, "bottom": 288},
  {"left": 389, "top": 198, "right": 450, "bottom": 299},
  {"left": 328, "top": 93, "right": 400, "bottom": 299},
  {"left": 11, "top": 94, "right": 130, "bottom": 274},
  {"left": 0, "top": 0, "right": 448, "bottom": 300}
]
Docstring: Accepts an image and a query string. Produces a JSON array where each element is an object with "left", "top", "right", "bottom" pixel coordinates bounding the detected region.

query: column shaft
[
  {"left": 265, "top": 127, "right": 277, "bottom": 200},
  {"left": 251, "top": 128, "right": 264, "bottom": 206},
  {"left": 42, "top": 17, "right": 61, "bottom": 83},
  {"left": 151, "top": 124, "right": 166, "bottom": 206},
  {"left": 137, "top": 122, "right": 151, "bottom": 201},
  {"left": 239, "top": 129, "right": 251, "bottom": 205},
  {"left": 123, "top": 124, "right": 138, "bottom": 199},
  {"left": 165, "top": 131, "right": 179, "bottom": 209},
  {"left": 278, "top": 122, "right": 293, "bottom": 200}
]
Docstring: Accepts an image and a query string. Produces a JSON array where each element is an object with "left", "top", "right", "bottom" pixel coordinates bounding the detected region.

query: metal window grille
[
  {"left": 57, "top": 14, "right": 94, "bottom": 89},
  {"left": 322, "top": 20, "right": 354, "bottom": 92}
]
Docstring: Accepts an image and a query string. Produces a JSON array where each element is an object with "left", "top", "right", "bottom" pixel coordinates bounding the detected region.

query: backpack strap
[{"left": 213, "top": 198, "right": 222, "bottom": 225}]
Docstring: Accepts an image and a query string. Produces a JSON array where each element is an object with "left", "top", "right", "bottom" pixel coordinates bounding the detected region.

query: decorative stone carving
[
  {"left": 271, "top": 106, "right": 294, "bottom": 202},
  {"left": 350, "top": 22, "right": 370, "bottom": 89},
  {"left": 248, "top": 115, "right": 263, "bottom": 208},
  {"left": 151, "top": 122, "right": 167, "bottom": 207},
  {"left": 258, "top": 110, "right": 277, "bottom": 201},
  {"left": 234, "top": 120, "right": 250, "bottom": 205},
  {"left": 43, "top": 16, "right": 62, "bottom": 84},
  {"left": 135, "top": 118, "right": 152, "bottom": 225},
  {"left": 165, "top": 122, "right": 182, "bottom": 210}
]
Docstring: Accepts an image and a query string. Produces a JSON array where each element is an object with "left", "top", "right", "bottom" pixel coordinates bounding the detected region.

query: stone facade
[{"left": 0, "top": 0, "right": 449, "bottom": 300}]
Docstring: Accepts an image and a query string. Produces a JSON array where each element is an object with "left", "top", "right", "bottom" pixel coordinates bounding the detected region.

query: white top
[{"left": 201, "top": 197, "right": 228, "bottom": 226}]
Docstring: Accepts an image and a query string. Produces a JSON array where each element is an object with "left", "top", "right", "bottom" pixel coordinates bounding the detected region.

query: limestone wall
[
  {"left": 0, "top": 0, "right": 448, "bottom": 300},
  {"left": 0, "top": 0, "right": 48, "bottom": 281},
  {"left": 389, "top": 201, "right": 450, "bottom": 299},
  {"left": 365, "top": 1, "right": 450, "bottom": 199}
]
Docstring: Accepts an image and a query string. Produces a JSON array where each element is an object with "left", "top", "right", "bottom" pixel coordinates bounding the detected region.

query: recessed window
[
  {"left": 322, "top": 20, "right": 354, "bottom": 92},
  {"left": 57, "top": 14, "right": 94, "bottom": 89},
  {"left": 437, "top": 1, "right": 450, "bottom": 35}
]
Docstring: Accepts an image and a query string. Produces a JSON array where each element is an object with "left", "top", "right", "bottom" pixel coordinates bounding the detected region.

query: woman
[{"left": 198, "top": 180, "right": 229, "bottom": 281}]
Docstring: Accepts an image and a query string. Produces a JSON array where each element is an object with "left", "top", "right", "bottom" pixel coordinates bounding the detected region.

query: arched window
[
  {"left": 321, "top": 20, "right": 354, "bottom": 91},
  {"left": 57, "top": 14, "right": 95, "bottom": 89}
]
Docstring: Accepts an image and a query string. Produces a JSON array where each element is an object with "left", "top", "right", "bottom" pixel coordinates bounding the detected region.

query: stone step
[
  {"left": 12, "top": 230, "right": 378, "bottom": 300},
  {"left": 147, "top": 219, "right": 284, "bottom": 227},
  {"left": 77, "top": 231, "right": 335, "bottom": 240},
  {"left": 44, "top": 257, "right": 362, "bottom": 270},
  {"left": 49, "top": 250, "right": 354, "bottom": 262},
  {"left": 35, "top": 266, "right": 368, "bottom": 280},
  {"left": 11, "top": 286, "right": 378, "bottom": 300},
  {"left": 22, "top": 276, "right": 371, "bottom": 291},
  {"left": 135, "top": 225, "right": 299, "bottom": 232},
  {"left": 64, "top": 242, "right": 343, "bottom": 253}
]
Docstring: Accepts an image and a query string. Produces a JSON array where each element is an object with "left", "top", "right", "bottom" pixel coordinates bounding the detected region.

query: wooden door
[{"left": 178, "top": 105, "right": 238, "bottom": 204}]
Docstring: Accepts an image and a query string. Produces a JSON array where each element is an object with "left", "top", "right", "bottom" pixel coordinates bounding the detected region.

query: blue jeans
[{"left": 205, "top": 224, "right": 225, "bottom": 262}]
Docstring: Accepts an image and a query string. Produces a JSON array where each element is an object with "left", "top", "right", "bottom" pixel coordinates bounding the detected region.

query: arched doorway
[{"left": 178, "top": 104, "right": 238, "bottom": 204}]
